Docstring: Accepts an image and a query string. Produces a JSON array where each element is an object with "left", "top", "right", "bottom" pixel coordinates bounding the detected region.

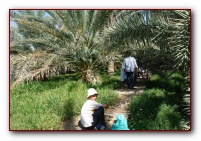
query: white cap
[{"left": 87, "top": 88, "right": 98, "bottom": 98}]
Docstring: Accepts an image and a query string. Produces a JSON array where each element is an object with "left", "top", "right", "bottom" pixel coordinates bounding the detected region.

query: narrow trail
[
  {"left": 62, "top": 80, "right": 146, "bottom": 130},
  {"left": 104, "top": 83, "right": 146, "bottom": 129}
]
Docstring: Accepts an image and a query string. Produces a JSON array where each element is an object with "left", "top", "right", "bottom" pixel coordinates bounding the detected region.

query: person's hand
[{"left": 103, "top": 104, "right": 109, "bottom": 108}]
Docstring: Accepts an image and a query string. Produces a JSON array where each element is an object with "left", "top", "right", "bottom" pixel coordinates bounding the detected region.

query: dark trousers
[
  {"left": 79, "top": 107, "right": 106, "bottom": 130},
  {"left": 125, "top": 72, "right": 134, "bottom": 89}
]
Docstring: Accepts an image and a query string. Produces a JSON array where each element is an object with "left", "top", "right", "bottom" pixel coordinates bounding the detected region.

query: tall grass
[
  {"left": 10, "top": 73, "right": 118, "bottom": 130},
  {"left": 128, "top": 72, "right": 186, "bottom": 130},
  {"left": 128, "top": 89, "right": 182, "bottom": 130}
]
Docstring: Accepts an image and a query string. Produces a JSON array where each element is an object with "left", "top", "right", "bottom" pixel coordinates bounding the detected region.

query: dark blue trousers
[
  {"left": 79, "top": 107, "right": 106, "bottom": 130},
  {"left": 92, "top": 107, "right": 106, "bottom": 130},
  {"left": 125, "top": 72, "right": 134, "bottom": 89}
]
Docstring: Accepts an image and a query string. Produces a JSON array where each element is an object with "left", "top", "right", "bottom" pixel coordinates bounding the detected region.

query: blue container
[{"left": 111, "top": 114, "right": 129, "bottom": 130}]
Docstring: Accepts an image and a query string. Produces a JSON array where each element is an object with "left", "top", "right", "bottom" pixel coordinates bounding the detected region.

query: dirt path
[
  {"left": 62, "top": 81, "right": 146, "bottom": 130},
  {"left": 104, "top": 84, "right": 146, "bottom": 129}
]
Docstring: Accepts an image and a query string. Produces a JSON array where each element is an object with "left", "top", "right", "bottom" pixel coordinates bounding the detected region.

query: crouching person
[{"left": 79, "top": 88, "right": 109, "bottom": 130}]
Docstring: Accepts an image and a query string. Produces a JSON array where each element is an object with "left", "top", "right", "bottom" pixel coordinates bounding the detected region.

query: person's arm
[
  {"left": 102, "top": 104, "right": 109, "bottom": 108},
  {"left": 94, "top": 102, "right": 109, "bottom": 109},
  {"left": 133, "top": 58, "right": 138, "bottom": 72}
]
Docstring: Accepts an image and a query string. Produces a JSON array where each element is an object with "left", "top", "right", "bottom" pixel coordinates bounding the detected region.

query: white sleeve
[{"left": 92, "top": 101, "right": 103, "bottom": 109}]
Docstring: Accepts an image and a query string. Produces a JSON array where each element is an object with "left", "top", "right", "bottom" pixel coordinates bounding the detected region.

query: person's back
[
  {"left": 80, "top": 88, "right": 108, "bottom": 130},
  {"left": 122, "top": 56, "right": 138, "bottom": 89},
  {"left": 124, "top": 56, "right": 138, "bottom": 73}
]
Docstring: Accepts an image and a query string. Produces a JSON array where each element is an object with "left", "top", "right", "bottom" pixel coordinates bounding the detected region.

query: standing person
[
  {"left": 122, "top": 53, "right": 138, "bottom": 89},
  {"left": 80, "top": 88, "right": 109, "bottom": 130}
]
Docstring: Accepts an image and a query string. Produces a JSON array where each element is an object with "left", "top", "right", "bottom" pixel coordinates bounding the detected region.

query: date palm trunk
[{"left": 107, "top": 60, "right": 115, "bottom": 75}]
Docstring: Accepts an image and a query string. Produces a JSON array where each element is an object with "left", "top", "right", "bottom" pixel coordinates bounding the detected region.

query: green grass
[
  {"left": 10, "top": 72, "right": 119, "bottom": 130},
  {"left": 95, "top": 70, "right": 124, "bottom": 89},
  {"left": 11, "top": 70, "right": 187, "bottom": 130},
  {"left": 128, "top": 72, "right": 186, "bottom": 130},
  {"left": 128, "top": 89, "right": 182, "bottom": 130},
  {"left": 146, "top": 72, "right": 186, "bottom": 93}
]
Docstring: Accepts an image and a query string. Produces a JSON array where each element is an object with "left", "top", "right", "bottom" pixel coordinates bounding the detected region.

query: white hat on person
[{"left": 87, "top": 88, "right": 98, "bottom": 98}]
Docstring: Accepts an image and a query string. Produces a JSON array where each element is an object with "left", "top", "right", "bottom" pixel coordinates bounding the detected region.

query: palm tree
[
  {"left": 10, "top": 10, "right": 116, "bottom": 87},
  {"left": 104, "top": 10, "right": 190, "bottom": 75}
]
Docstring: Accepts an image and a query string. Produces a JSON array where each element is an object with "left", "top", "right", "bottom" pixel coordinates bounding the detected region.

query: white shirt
[
  {"left": 122, "top": 56, "right": 138, "bottom": 72},
  {"left": 81, "top": 100, "right": 103, "bottom": 127}
]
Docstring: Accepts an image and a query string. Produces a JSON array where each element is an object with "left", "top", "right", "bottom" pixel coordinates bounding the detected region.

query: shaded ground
[{"left": 62, "top": 79, "right": 146, "bottom": 130}]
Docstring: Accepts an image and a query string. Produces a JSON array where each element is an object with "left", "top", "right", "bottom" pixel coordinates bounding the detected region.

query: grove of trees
[{"left": 10, "top": 10, "right": 190, "bottom": 88}]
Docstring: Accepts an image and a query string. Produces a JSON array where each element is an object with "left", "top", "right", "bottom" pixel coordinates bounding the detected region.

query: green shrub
[
  {"left": 146, "top": 72, "right": 186, "bottom": 93},
  {"left": 149, "top": 104, "right": 182, "bottom": 130},
  {"left": 128, "top": 89, "right": 182, "bottom": 130},
  {"left": 168, "top": 73, "right": 186, "bottom": 93},
  {"left": 128, "top": 89, "right": 166, "bottom": 130}
]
